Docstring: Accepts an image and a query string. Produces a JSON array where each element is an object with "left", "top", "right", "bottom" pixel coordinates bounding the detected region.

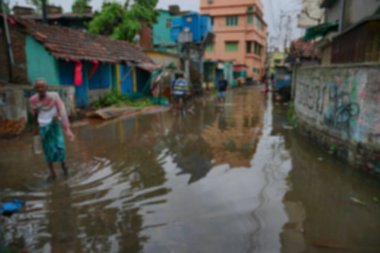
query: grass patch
[
  {"left": 328, "top": 144, "right": 337, "bottom": 155},
  {"left": 94, "top": 91, "right": 153, "bottom": 109},
  {"left": 287, "top": 102, "right": 298, "bottom": 127}
]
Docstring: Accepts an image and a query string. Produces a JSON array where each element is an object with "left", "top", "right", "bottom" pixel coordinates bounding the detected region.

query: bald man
[{"left": 30, "top": 79, "right": 75, "bottom": 180}]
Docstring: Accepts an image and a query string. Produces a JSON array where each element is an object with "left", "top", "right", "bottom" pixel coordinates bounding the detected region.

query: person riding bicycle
[{"left": 172, "top": 73, "right": 189, "bottom": 109}]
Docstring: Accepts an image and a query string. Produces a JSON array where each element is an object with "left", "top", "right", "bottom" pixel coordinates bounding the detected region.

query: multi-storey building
[{"left": 200, "top": 0, "right": 267, "bottom": 80}]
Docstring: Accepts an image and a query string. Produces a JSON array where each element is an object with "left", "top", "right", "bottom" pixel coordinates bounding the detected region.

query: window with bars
[
  {"left": 246, "top": 41, "right": 252, "bottom": 53},
  {"left": 253, "top": 68, "right": 261, "bottom": 75},
  {"left": 226, "top": 16, "right": 238, "bottom": 26},
  {"left": 248, "top": 14, "right": 253, "bottom": 24},
  {"left": 254, "top": 42, "right": 262, "bottom": 56},
  {"left": 166, "top": 19, "right": 172, "bottom": 28},
  {"left": 254, "top": 15, "right": 263, "bottom": 30},
  {"left": 247, "top": 6, "right": 254, "bottom": 25},
  {"left": 225, "top": 41, "right": 239, "bottom": 52}
]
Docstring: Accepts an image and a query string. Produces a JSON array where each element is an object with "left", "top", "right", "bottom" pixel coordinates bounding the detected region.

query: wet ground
[{"left": 1, "top": 87, "right": 380, "bottom": 253}]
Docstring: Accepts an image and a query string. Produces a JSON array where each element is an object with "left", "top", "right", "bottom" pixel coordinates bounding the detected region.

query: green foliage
[
  {"left": 88, "top": 0, "right": 158, "bottom": 42},
  {"left": 94, "top": 91, "right": 153, "bottom": 108},
  {"left": 0, "top": 0, "right": 10, "bottom": 14},
  {"left": 72, "top": 0, "right": 91, "bottom": 13},
  {"left": 287, "top": 102, "right": 298, "bottom": 127},
  {"left": 328, "top": 144, "right": 337, "bottom": 155},
  {"left": 26, "top": 0, "right": 48, "bottom": 12}
]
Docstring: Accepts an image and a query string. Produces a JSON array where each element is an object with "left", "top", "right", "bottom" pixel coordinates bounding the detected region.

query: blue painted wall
[
  {"left": 58, "top": 61, "right": 114, "bottom": 107},
  {"left": 88, "top": 63, "right": 113, "bottom": 90},
  {"left": 171, "top": 13, "right": 213, "bottom": 43},
  {"left": 58, "top": 60, "right": 88, "bottom": 107},
  {"left": 120, "top": 65, "right": 134, "bottom": 95}
]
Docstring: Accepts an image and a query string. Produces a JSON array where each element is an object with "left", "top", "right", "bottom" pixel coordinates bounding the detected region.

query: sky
[{"left": 10, "top": 0, "right": 304, "bottom": 50}]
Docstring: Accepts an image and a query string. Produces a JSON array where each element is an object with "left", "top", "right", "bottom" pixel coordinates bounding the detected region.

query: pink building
[{"left": 200, "top": 0, "right": 267, "bottom": 80}]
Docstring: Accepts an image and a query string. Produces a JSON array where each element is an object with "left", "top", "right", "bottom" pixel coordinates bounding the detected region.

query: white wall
[
  {"left": 325, "top": 0, "right": 380, "bottom": 30},
  {"left": 345, "top": 0, "right": 380, "bottom": 28},
  {"left": 325, "top": 0, "right": 341, "bottom": 24}
]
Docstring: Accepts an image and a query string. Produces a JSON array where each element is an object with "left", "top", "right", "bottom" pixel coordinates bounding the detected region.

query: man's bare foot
[
  {"left": 61, "top": 162, "right": 69, "bottom": 177},
  {"left": 62, "top": 167, "right": 69, "bottom": 177},
  {"left": 47, "top": 174, "right": 56, "bottom": 182}
]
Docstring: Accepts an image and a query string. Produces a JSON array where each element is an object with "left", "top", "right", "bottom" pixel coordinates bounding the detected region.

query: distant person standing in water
[
  {"left": 172, "top": 73, "right": 189, "bottom": 109},
  {"left": 30, "top": 79, "right": 75, "bottom": 180},
  {"left": 217, "top": 75, "right": 229, "bottom": 103}
]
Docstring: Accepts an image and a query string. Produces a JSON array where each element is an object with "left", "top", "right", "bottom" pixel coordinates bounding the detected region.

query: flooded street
[{"left": 1, "top": 87, "right": 380, "bottom": 253}]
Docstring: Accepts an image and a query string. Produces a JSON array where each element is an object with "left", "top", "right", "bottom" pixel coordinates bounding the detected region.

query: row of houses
[
  {"left": 0, "top": 16, "right": 155, "bottom": 108},
  {"left": 0, "top": 5, "right": 191, "bottom": 111},
  {"left": 1, "top": 2, "right": 266, "bottom": 113}
]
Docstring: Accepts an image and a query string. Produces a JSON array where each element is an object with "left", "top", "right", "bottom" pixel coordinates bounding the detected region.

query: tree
[
  {"left": 26, "top": 0, "right": 48, "bottom": 12},
  {"left": 88, "top": 0, "right": 158, "bottom": 42},
  {"left": 72, "top": 0, "right": 91, "bottom": 14},
  {"left": 0, "top": 0, "right": 10, "bottom": 14}
]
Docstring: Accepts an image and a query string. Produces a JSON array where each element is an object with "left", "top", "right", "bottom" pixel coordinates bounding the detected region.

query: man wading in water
[{"left": 30, "top": 79, "right": 75, "bottom": 180}]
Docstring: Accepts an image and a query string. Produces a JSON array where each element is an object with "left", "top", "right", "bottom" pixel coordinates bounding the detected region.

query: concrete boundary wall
[
  {"left": 294, "top": 63, "right": 380, "bottom": 175},
  {"left": 0, "top": 85, "right": 75, "bottom": 121}
]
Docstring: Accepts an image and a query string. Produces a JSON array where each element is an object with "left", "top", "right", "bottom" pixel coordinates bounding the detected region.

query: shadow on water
[{"left": 1, "top": 87, "right": 380, "bottom": 253}]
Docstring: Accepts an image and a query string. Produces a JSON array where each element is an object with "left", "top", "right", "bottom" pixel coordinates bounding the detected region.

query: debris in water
[
  {"left": 0, "top": 200, "right": 25, "bottom": 216},
  {"left": 86, "top": 106, "right": 139, "bottom": 120},
  {"left": 317, "top": 157, "right": 324, "bottom": 161},
  {"left": 350, "top": 197, "right": 368, "bottom": 207},
  {"left": 313, "top": 242, "right": 380, "bottom": 252},
  {"left": 373, "top": 197, "right": 379, "bottom": 203},
  {"left": 282, "top": 125, "right": 294, "bottom": 130}
]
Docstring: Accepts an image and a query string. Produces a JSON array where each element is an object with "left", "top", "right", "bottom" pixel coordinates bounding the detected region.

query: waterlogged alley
[{"left": 1, "top": 87, "right": 380, "bottom": 253}]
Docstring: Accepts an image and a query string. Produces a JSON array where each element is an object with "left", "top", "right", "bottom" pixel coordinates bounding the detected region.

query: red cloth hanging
[
  {"left": 74, "top": 61, "right": 83, "bottom": 86},
  {"left": 88, "top": 60, "right": 100, "bottom": 81}
]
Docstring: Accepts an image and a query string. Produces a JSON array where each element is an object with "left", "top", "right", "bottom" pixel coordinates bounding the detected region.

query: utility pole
[
  {"left": 42, "top": 0, "right": 48, "bottom": 23},
  {"left": 284, "top": 15, "right": 292, "bottom": 52},
  {"left": 338, "top": 0, "right": 346, "bottom": 32},
  {"left": 1, "top": 0, "right": 14, "bottom": 82}
]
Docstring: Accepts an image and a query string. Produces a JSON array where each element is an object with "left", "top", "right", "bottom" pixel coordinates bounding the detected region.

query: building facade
[
  {"left": 316, "top": 0, "right": 380, "bottom": 64},
  {"left": 152, "top": 10, "right": 178, "bottom": 53},
  {"left": 200, "top": 0, "right": 267, "bottom": 80},
  {"left": 322, "top": 0, "right": 380, "bottom": 31},
  {"left": 0, "top": 17, "right": 153, "bottom": 107}
]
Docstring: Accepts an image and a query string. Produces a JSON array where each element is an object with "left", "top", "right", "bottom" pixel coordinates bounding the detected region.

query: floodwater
[{"left": 1, "top": 87, "right": 380, "bottom": 253}]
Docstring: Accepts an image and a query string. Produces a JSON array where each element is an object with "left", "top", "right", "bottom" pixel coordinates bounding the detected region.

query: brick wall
[
  {"left": 0, "top": 21, "right": 10, "bottom": 83},
  {"left": 0, "top": 19, "right": 28, "bottom": 84},
  {"left": 139, "top": 24, "right": 153, "bottom": 50}
]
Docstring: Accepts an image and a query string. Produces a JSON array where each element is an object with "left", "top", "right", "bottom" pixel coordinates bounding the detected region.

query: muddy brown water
[{"left": 1, "top": 87, "right": 380, "bottom": 253}]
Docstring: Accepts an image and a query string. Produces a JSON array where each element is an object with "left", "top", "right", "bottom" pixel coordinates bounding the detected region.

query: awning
[
  {"left": 303, "top": 22, "right": 338, "bottom": 41},
  {"left": 233, "top": 65, "right": 247, "bottom": 72},
  {"left": 137, "top": 62, "right": 159, "bottom": 73}
]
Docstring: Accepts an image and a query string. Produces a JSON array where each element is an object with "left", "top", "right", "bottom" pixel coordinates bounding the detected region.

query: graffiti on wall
[
  {"left": 295, "top": 66, "right": 380, "bottom": 144},
  {"left": 323, "top": 88, "right": 360, "bottom": 132},
  {"left": 0, "top": 92, "right": 8, "bottom": 119}
]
